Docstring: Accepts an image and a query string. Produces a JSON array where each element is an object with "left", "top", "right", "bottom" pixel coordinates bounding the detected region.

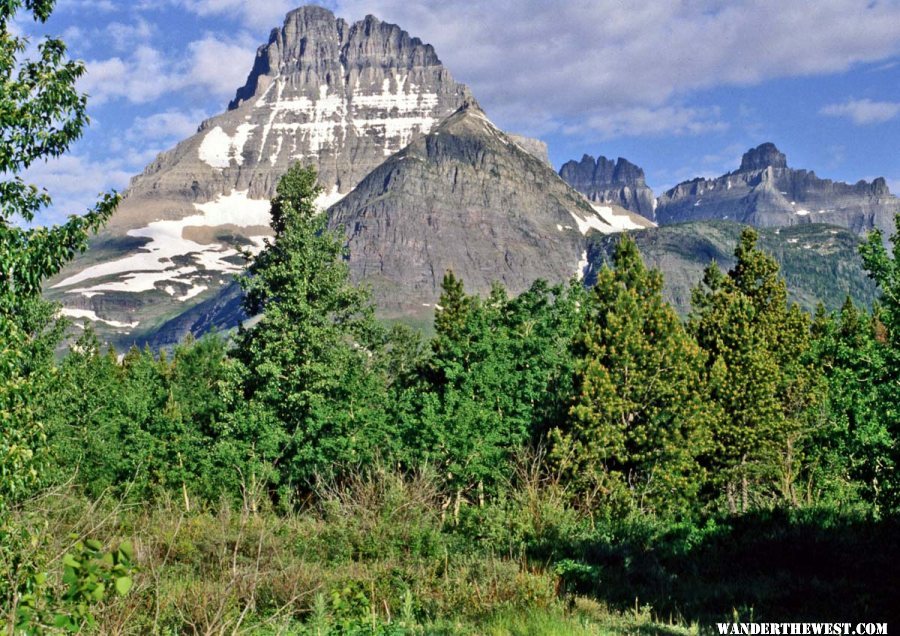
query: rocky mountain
[
  {"left": 46, "top": 5, "right": 647, "bottom": 348},
  {"left": 559, "top": 154, "right": 656, "bottom": 220},
  {"left": 47, "top": 5, "right": 475, "bottom": 346},
  {"left": 327, "top": 102, "right": 655, "bottom": 321},
  {"left": 587, "top": 221, "right": 878, "bottom": 316},
  {"left": 655, "top": 143, "right": 899, "bottom": 239}
]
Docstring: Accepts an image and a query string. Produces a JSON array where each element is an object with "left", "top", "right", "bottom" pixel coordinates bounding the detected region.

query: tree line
[{"left": 11, "top": 162, "right": 896, "bottom": 523}]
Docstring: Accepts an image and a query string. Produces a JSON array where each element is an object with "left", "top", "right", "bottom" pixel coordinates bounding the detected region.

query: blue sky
[{"left": 19, "top": 0, "right": 900, "bottom": 224}]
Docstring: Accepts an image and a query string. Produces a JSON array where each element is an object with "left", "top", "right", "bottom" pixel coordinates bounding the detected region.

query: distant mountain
[
  {"left": 46, "top": 6, "right": 477, "bottom": 347},
  {"left": 327, "top": 102, "right": 655, "bottom": 320},
  {"left": 587, "top": 221, "right": 878, "bottom": 316},
  {"left": 655, "top": 143, "right": 899, "bottom": 239},
  {"left": 559, "top": 154, "right": 656, "bottom": 220}
]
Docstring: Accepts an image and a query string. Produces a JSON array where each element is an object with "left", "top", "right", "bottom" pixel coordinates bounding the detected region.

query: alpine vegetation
[{"left": 3, "top": 2, "right": 899, "bottom": 632}]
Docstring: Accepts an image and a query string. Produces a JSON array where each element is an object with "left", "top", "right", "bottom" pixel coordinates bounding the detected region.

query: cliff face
[
  {"left": 655, "top": 143, "right": 899, "bottom": 239},
  {"left": 327, "top": 103, "right": 653, "bottom": 319},
  {"left": 559, "top": 154, "right": 657, "bottom": 220}
]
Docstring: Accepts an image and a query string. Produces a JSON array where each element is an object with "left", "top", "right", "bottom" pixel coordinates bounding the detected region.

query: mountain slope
[
  {"left": 587, "top": 221, "right": 878, "bottom": 316},
  {"left": 327, "top": 102, "right": 655, "bottom": 320},
  {"left": 46, "top": 5, "right": 475, "bottom": 348},
  {"left": 655, "top": 143, "right": 899, "bottom": 239}
]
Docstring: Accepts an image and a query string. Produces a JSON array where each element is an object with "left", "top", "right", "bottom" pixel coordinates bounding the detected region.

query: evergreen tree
[
  {"left": 810, "top": 299, "right": 893, "bottom": 509},
  {"left": 551, "top": 235, "right": 710, "bottom": 516},
  {"left": 860, "top": 215, "right": 900, "bottom": 341},
  {"left": 691, "top": 228, "right": 820, "bottom": 512},
  {"left": 857, "top": 215, "right": 900, "bottom": 509},
  {"left": 225, "top": 164, "right": 388, "bottom": 500},
  {"left": 403, "top": 273, "right": 584, "bottom": 506}
]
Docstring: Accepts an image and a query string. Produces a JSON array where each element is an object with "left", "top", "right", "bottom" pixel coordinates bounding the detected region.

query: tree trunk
[{"left": 740, "top": 454, "right": 749, "bottom": 513}]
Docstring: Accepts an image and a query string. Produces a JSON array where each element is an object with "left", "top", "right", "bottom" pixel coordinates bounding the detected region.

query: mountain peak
[
  {"left": 558, "top": 153, "right": 655, "bottom": 219},
  {"left": 739, "top": 142, "right": 788, "bottom": 172}
]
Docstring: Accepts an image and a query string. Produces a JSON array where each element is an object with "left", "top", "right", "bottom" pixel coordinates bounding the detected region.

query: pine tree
[
  {"left": 690, "top": 228, "right": 820, "bottom": 512},
  {"left": 552, "top": 235, "right": 711, "bottom": 516},
  {"left": 225, "top": 164, "right": 388, "bottom": 499},
  {"left": 404, "top": 273, "right": 584, "bottom": 507},
  {"left": 857, "top": 215, "right": 900, "bottom": 509},
  {"left": 810, "top": 298, "right": 893, "bottom": 509}
]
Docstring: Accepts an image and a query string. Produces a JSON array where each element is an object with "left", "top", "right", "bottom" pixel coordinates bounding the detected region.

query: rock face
[
  {"left": 327, "top": 102, "right": 654, "bottom": 319},
  {"left": 559, "top": 154, "right": 656, "bottom": 220},
  {"left": 655, "top": 143, "right": 899, "bottom": 239},
  {"left": 47, "top": 5, "right": 472, "bottom": 347}
]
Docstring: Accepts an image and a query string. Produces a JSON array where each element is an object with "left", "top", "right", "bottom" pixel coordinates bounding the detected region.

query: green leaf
[
  {"left": 114, "top": 576, "right": 133, "bottom": 596},
  {"left": 117, "top": 540, "right": 134, "bottom": 562}
]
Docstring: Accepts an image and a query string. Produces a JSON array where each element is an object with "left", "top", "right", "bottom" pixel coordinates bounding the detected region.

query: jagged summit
[
  {"left": 559, "top": 153, "right": 656, "bottom": 220},
  {"left": 48, "top": 5, "right": 474, "bottom": 347},
  {"left": 656, "top": 142, "right": 899, "bottom": 237},
  {"left": 229, "top": 6, "right": 446, "bottom": 111},
  {"left": 739, "top": 142, "right": 788, "bottom": 172}
]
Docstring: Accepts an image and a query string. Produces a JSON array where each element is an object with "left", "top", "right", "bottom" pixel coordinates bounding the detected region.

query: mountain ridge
[{"left": 655, "top": 142, "right": 899, "bottom": 238}]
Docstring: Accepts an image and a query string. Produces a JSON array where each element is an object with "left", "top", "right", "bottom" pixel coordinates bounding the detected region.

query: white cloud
[
  {"left": 186, "top": 35, "right": 258, "bottom": 97},
  {"left": 125, "top": 109, "right": 209, "bottom": 144},
  {"left": 57, "top": 0, "right": 118, "bottom": 13},
  {"left": 106, "top": 18, "right": 156, "bottom": 52},
  {"left": 176, "top": 0, "right": 296, "bottom": 29},
  {"left": 79, "top": 35, "right": 256, "bottom": 105},
  {"left": 328, "top": 0, "right": 900, "bottom": 136},
  {"left": 573, "top": 105, "right": 727, "bottom": 140},
  {"left": 820, "top": 98, "right": 900, "bottom": 125},
  {"left": 24, "top": 155, "right": 134, "bottom": 226},
  {"left": 81, "top": 46, "right": 175, "bottom": 104}
]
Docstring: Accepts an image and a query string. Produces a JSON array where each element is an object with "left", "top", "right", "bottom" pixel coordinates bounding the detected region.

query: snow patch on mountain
[
  {"left": 199, "top": 124, "right": 257, "bottom": 168},
  {"left": 567, "top": 203, "right": 650, "bottom": 236},
  {"left": 61, "top": 308, "right": 139, "bottom": 329},
  {"left": 53, "top": 190, "right": 271, "bottom": 293}
]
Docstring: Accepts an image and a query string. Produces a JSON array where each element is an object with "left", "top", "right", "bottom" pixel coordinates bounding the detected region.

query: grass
[
  {"left": 7, "top": 467, "right": 896, "bottom": 633},
  {"left": 5, "top": 472, "right": 694, "bottom": 634}
]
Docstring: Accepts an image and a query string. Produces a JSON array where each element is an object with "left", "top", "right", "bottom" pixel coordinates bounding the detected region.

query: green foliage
[
  {"left": 856, "top": 214, "right": 900, "bottom": 510},
  {"left": 0, "top": 8, "right": 118, "bottom": 623},
  {"left": 690, "top": 228, "right": 822, "bottom": 512},
  {"left": 49, "top": 537, "right": 134, "bottom": 632},
  {"left": 42, "top": 332, "right": 230, "bottom": 503},
  {"left": 226, "top": 163, "right": 390, "bottom": 500},
  {"left": 552, "top": 235, "right": 711, "bottom": 516},
  {"left": 860, "top": 215, "right": 900, "bottom": 339},
  {"left": 400, "top": 273, "right": 584, "bottom": 498},
  {"left": 810, "top": 300, "right": 895, "bottom": 509},
  {"left": 11, "top": 530, "right": 135, "bottom": 634}
]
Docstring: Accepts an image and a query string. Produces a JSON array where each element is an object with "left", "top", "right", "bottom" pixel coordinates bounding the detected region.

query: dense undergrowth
[
  {"left": 8, "top": 470, "right": 701, "bottom": 634},
  {"left": 8, "top": 465, "right": 900, "bottom": 633}
]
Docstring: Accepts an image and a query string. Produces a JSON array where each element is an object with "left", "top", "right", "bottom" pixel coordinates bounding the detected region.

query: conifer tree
[
  {"left": 691, "top": 228, "right": 820, "bottom": 511},
  {"left": 406, "top": 273, "right": 583, "bottom": 506},
  {"left": 811, "top": 299, "right": 893, "bottom": 508},
  {"left": 857, "top": 215, "right": 900, "bottom": 508},
  {"left": 552, "top": 235, "right": 710, "bottom": 516},
  {"left": 225, "top": 164, "right": 388, "bottom": 498}
]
